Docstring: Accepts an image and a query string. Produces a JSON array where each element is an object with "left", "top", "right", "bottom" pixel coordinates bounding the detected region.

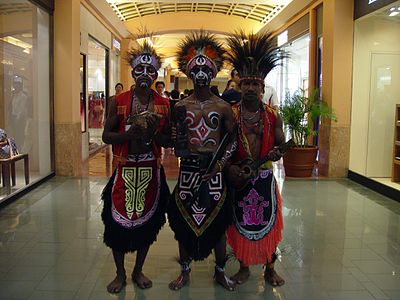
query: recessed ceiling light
[
  {"left": 390, "top": 7, "right": 395, "bottom": 11},
  {"left": 389, "top": 11, "right": 400, "bottom": 16}
]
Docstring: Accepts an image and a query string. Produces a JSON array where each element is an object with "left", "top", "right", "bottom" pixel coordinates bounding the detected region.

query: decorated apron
[{"left": 111, "top": 152, "right": 160, "bottom": 229}]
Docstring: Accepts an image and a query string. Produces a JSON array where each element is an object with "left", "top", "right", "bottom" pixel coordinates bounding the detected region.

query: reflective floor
[{"left": 0, "top": 170, "right": 399, "bottom": 299}]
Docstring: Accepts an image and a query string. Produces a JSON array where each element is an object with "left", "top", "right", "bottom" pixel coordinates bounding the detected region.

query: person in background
[
  {"left": 221, "top": 69, "right": 241, "bottom": 105},
  {"left": 262, "top": 84, "right": 279, "bottom": 110},
  {"left": 210, "top": 85, "right": 220, "bottom": 97},
  {"left": 224, "top": 79, "right": 236, "bottom": 92},
  {"left": 169, "top": 89, "right": 180, "bottom": 112},
  {"left": 107, "top": 83, "right": 124, "bottom": 117},
  {"left": 155, "top": 81, "right": 166, "bottom": 97}
]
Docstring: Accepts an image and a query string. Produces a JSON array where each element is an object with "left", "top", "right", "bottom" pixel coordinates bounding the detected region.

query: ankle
[
  {"left": 116, "top": 270, "right": 126, "bottom": 278},
  {"left": 179, "top": 261, "right": 191, "bottom": 274},
  {"left": 132, "top": 267, "right": 142, "bottom": 276}
]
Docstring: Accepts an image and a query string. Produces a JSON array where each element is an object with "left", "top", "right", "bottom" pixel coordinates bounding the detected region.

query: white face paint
[
  {"left": 133, "top": 63, "right": 157, "bottom": 88},
  {"left": 189, "top": 66, "right": 213, "bottom": 87}
]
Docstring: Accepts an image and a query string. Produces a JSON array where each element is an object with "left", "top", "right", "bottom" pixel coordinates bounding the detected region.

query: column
[
  {"left": 319, "top": 0, "right": 354, "bottom": 177},
  {"left": 120, "top": 38, "right": 133, "bottom": 92},
  {"left": 54, "top": 0, "right": 82, "bottom": 176}
]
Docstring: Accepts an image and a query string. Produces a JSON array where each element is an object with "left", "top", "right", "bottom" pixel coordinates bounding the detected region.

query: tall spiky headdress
[
  {"left": 177, "top": 30, "right": 225, "bottom": 77},
  {"left": 225, "top": 30, "right": 285, "bottom": 83},
  {"left": 127, "top": 39, "right": 162, "bottom": 71}
]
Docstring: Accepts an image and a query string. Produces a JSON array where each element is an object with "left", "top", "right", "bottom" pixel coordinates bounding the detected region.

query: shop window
[
  {"left": 87, "top": 38, "right": 108, "bottom": 152},
  {"left": 0, "top": 1, "right": 52, "bottom": 200}
]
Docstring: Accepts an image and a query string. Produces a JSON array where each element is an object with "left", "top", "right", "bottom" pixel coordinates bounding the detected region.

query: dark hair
[
  {"left": 170, "top": 89, "right": 180, "bottom": 100},
  {"left": 184, "top": 89, "right": 190, "bottom": 95},
  {"left": 230, "top": 69, "right": 238, "bottom": 79},
  {"left": 188, "top": 89, "right": 194, "bottom": 96},
  {"left": 210, "top": 86, "right": 220, "bottom": 97},
  {"left": 115, "top": 83, "right": 123, "bottom": 89},
  {"left": 164, "top": 91, "right": 170, "bottom": 97},
  {"left": 225, "top": 79, "right": 234, "bottom": 90},
  {"left": 155, "top": 81, "right": 165, "bottom": 88}
]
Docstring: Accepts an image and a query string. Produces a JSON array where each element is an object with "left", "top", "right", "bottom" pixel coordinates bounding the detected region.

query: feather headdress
[
  {"left": 177, "top": 30, "right": 225, "bottom": 77},
  {"left": 225, "top": 30, "right": 286, "bottom": 82},
  {"left": 127, "top": 38, "right": 162, "bottom": 70}
]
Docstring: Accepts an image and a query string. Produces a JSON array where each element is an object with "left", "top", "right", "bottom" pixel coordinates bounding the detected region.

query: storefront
[
  {"left": 349, "top": 0, "right": 400, "bottom": 199},
  {"left": 265, "top": 5, "right": 323, "bottom": 107},
  {"left": 80, "top": 4, "right": 120, "bottom": 158},
  {"left": 0, "top": 0, "right": 54, "bottom": 203}
]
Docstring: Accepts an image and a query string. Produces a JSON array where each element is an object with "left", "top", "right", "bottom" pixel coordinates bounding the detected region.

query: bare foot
[
  {"left": 132, "top": 272, "right": 152, "bottom": 289},
  {"left": 231, "top": 267, "right": 250, "bottom": 284},
  {"left": 168, "top": 271, "right": 190, "bottom": 291},
  {"left": 264, "top": 267, "right": 285, "bottom": 286},
  {"left": 107, "top": 274, "right": 126, "bottom": 293},
  {"left": 215, "top": 270, "right": 236, "bottom": 291}
]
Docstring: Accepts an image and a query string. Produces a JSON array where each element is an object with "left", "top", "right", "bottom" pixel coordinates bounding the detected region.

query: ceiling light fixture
[{"left": 389, "top": 11, "right": 399, "bottom": 16}]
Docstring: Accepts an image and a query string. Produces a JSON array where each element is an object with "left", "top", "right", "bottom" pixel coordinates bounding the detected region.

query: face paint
[
  {"left": 133, "top": 64, "right": 157, "bottom": 88},
  {"left": 131, "top": 53, "right": 159, "bottom": 88},
  {"left": 186, "top": 54, "right": 217, "bottom": 86},
  {"left": 189, "top": 66, "right": 213, "bottom": 87}
]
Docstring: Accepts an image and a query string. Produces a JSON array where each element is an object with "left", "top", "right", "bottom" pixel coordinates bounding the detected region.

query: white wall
[{"left": 350, "top": 14, "right": 400, "bottom": 177}]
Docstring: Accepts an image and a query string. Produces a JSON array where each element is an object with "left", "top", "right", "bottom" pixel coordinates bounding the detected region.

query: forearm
[
  {"left": 219, "top": 139, "right": 238, "bottom": 168},
  {"left": 102, "top": 131, "right": 133, "bottom": 145}
]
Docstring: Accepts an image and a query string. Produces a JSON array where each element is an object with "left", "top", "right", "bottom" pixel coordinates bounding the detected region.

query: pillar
[
  {"left": 54, "top": 0, "right": 82, "bottom": 176},
  {"left": 319, "top": 0, "right": 354, "bottom": 177}
]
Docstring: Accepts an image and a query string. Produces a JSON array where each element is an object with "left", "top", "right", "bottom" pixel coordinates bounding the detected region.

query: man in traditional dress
[
  {"left": 225, "top": 31, "right": 286, "bottom": 286},
  {"left": 167, "top": 31, "right": 237, "bottom": 291},
  {"left": 101, "top": 40, "right": 171, "bottom": 293}
]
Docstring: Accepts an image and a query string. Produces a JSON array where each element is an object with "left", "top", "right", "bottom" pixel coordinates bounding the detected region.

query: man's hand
[
  {"left": 146, "top": 113, "right": 162, "bottom": 129},
  {"left": 268, "top": 146, "right": 284, "bottom": 162},
  {"left": 125, "top": 123, "right": 142, "bottom": 140}
]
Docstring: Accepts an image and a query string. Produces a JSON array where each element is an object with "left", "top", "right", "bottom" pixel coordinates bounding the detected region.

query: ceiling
[
  {"left": 105, "top": 1, "right": 293, "bottom": 76},
  {"left": 107, "top": 1, "right": 286, "bottom": 23}
]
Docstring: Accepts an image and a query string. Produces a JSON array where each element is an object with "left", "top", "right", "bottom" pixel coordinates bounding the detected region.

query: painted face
[
  {"left": 189, "top": 65, "right": 213, "bottom": 87},
  {"left": 240, "top": 79, "right": 264, "bottom": 103},
  {"left": 132, "top": 64, "right": 157, "bottom": 88},
  {"left": 131, "top": 53, "right": 159, "bottom": 88}
]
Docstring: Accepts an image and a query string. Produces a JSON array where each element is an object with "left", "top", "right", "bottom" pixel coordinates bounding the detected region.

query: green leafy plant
[{"left": 280, "top": 88, "right": 337, "bottom": 147}]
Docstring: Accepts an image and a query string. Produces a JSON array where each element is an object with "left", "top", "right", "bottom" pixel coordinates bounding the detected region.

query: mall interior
[{"left": 0, "top": 0, "right": 399, "bottom": 299}]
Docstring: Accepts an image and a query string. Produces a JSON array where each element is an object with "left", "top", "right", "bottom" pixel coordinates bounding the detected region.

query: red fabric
[
  {"left": 113, "top": 90, "right": 169, "bottom": 159},
  {"left": 111, "top": 159, "right": 160, "bottom": 228},
  {"left": 227, "top": 103, "right": 283, "bottom": 266},
  {"left": 227, "top": 182, "right": 283, "bottom": 265},
  {"left": 231, "top": 103, "right": 276, "bottom": 163}
]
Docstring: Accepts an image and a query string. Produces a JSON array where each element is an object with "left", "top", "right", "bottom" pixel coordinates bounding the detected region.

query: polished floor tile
[{"left": 0, "top": 173, "right": 399, "bottom": 299}]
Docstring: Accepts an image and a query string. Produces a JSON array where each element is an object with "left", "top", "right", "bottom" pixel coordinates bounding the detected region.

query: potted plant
[{"left": 280, "top": 88, "right": 336, "bottom": 177}]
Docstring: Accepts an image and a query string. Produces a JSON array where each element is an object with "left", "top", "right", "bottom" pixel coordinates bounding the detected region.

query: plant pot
[{"left": 283, "top": 146, "right": 317, "bottom": 177}]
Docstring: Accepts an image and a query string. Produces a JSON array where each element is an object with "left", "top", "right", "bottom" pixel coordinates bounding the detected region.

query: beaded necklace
[
  {"left": 238, "top": 102, "right": 270, "bottom": 160},
  {"left": 129, "top": 90, "right": 151, "bottom": 116}
]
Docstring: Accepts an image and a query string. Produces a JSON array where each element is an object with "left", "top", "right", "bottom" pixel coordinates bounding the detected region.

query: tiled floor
[{"left": 0, "top": 163, "right": 399, "bottom": 299}]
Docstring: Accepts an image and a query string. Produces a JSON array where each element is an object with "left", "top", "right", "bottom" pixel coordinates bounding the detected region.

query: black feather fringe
[
  {"left": 176, "top": 29, "right": 225, "bottom": 75},
  {"left": 225, "top": 30, "right": 288, "bottom": 79}
]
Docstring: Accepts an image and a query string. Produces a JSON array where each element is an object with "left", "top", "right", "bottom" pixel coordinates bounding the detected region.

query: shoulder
[
  {"left": 153, "top": 90, "right": 170, "bottom": 106},
  {"left": 263, "top": 103, "right": 277, "bottom": 114},
  {"left": 115, "top": 91, "right": 131, "bottom": 103}
]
